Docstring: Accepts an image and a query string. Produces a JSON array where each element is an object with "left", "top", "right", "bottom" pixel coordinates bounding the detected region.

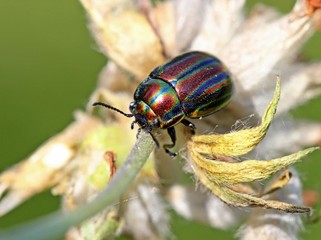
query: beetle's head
[
  {"left": 92, "top": 101, "right": 159, "bottom": 132},
  {"left": 129, "top": 100, "right": 159, "bottom": 131}
]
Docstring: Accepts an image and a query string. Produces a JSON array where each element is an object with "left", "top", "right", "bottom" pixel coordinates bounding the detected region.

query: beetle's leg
[
  {"left": 181, "top": 119, "right": 196, "bottom": 135},
  {"left": 150, "top": 132, "right": 160, "bottom": 148},
  {"left": 136, "top": 127, "right": 141, "bottom": 139},
  {"left": 131, "top": 120, "right": 137, "bottom": 130},
  {"left": 163, "top": 127, "right": 177, "bottom": 158},
  {"left": 146, "top": 126, "right": 160, "bottom": 148}
]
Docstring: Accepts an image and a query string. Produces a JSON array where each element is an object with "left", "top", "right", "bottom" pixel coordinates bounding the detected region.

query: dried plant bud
[
  {"left": 237, "top": 169, "right": 306, "bottom": 240},
  {"left": 191, "top": 78, "right": 281, "bottom": 157},
  {"left": 1, "top": 1, "right": 321, "bottom": 239},
  {"left": 0, "top": 113, "right": 102, "bottom": 216},
  {"left": 260, "top": 170, "right": 293, "bottom": 197},
  {"left": 187, "top": 78, "right": 318, "bottom": 213},
  {"left": 80, "top": 0, "right": 165, "bottom": 79}
]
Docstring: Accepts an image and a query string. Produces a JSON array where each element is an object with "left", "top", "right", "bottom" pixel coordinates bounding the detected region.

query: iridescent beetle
[{"left": 93, "top": 51, "right": 233, "bottom": 157}]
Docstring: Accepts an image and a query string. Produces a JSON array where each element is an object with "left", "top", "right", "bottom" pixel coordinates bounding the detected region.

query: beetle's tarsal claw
[
  {"left": 163, "top": 127, "right": 177, "bottom": 157},
  {"left": 131, "top": 121, "right": 136, "bottom": 130},
  {"left": 165, "top": 149, "right": 177, "bottom": 158}
]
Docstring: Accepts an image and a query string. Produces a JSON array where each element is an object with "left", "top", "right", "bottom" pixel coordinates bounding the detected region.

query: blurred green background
[{"left": 0, "top": 0, "right": 320, "bottom": 239}]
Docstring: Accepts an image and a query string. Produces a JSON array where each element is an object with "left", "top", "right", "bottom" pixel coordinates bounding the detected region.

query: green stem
[{"left": 0, "top": 131, "right": 155, "bottom": 240}]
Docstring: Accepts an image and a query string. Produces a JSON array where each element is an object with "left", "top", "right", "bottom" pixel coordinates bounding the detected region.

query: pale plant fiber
[{"left": 1, "top": 0, "right": 321, "bottom": 240}]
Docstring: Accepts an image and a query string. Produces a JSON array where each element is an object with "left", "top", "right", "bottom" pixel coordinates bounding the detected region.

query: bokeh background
[{"left": 0, "top": 0, "right": 320, "bottom": 239}]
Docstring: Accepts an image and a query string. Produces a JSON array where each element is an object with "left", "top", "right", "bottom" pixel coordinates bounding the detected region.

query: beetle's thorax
[{"left": 129, "top": 100, "right": 159, "bottom": 129}]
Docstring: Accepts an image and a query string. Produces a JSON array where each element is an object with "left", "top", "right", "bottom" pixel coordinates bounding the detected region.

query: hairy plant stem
[{"left": 0, "top": 131, "right": 155, "bottom": 240}]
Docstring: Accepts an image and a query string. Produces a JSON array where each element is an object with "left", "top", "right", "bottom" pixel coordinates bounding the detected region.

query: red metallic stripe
[
  {"left": 175, "top": 64, "right": 226, "bottom": 100},
  {"left": 157, "top": 53, "right": 206, "bottom": 81}
]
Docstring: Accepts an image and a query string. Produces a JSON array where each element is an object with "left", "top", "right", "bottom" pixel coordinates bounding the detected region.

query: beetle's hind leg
[
  {"left": 145, "top": 126, "right": 160, "bottom": 148},
  {"left": 181, "top": 119, "right": 196, "bottom": 135},
  {"left": 163, "top": 127, "right": 177, "bottom": 158},
  {"left": 149, "top": 132, "right": 160, "bottom": 148}
]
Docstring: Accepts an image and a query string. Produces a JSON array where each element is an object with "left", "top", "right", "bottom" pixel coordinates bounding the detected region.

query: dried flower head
[{"left": 1, "top": 0, "right": 321, "bottom": 240}]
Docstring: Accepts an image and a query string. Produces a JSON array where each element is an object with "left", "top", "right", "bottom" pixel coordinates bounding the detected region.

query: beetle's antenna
[{"left": 93, "top": 102, "right": 134, "bottom": 118}]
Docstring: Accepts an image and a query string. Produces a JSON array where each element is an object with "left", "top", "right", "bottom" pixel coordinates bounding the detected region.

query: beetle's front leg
[
  {"left": 131, "top": 120, "right": 137, "bottom": 130},
  {"left": 163, "top": 127, "right": 177, "bottom": 158},
  {"left": 136, "top": 127, "right": 141, "bottom": 139},
  {"left": 181, "top": 119, "right": 196, "bottom": 135}
]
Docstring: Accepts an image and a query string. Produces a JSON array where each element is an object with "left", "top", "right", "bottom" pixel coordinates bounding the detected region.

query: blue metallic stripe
[
  {"left": 186, "top": 70, "right": 230, "bottom": 102},
  {"left": 174, "top": 57, "right": 218, "bottom": 86}
]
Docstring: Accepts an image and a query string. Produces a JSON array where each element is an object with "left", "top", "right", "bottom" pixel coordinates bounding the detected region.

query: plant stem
[{"left": 0, "top": 131, "right": 155, "bottom": 240}]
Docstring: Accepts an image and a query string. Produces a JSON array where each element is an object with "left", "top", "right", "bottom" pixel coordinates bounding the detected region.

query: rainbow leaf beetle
[{"left": 93, "top": 51, "right": 233, "bottom": 157}]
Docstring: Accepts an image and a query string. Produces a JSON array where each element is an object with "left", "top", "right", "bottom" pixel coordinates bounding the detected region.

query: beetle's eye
[{"left": 129, "top": 102, "right": 137, "bottom": 112}]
